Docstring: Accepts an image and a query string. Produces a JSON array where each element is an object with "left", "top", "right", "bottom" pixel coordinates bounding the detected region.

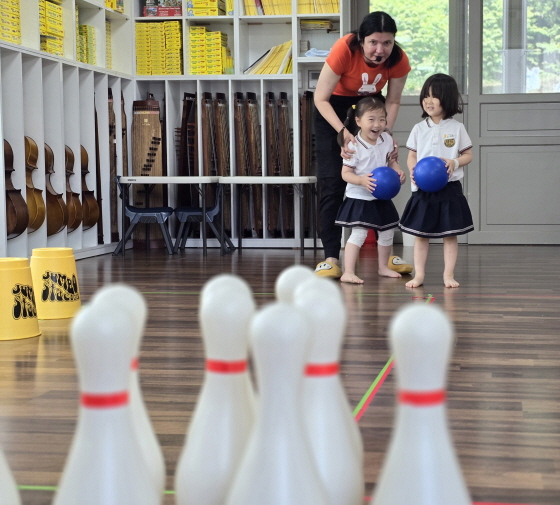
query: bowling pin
[
  {"left": 226, "top": 303, "right": 329, "bottom": 505},
  {"left": 293, "top": 275, "right": 344, "bottom": 302},
  {"left": 91, "top": 284, "right": 166, "bottom": 493},
  {"left": 294, "top": 286, "right": 364, "bottom": 505},
  {"left": 372, "top": 304, "right": 471, "bottom": 505},
  {"left": 274, "top": 265, "right": 314, "bottom": 303},
  {"left": 175, "top": 276, "right": 256, "bottom": 505},
  {"left": 0, "top": 448, "right": 21, "bottom": 505},
  {"left": 53, "top": 302, "right": 161, "bottom": 505},
  {"left": 200, "top": 273, "right": 253, "bottom": 302}
]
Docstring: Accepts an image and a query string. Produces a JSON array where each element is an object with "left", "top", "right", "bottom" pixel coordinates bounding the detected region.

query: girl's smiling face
[
  {"left": 355, "top": 107, "right": 387, "bottom": 144},
  {"left": 422, "top": 88, "right": 445, "bottom": 122}
]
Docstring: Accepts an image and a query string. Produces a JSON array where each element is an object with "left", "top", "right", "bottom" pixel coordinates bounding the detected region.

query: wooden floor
[{"left": 1, "top": 244, "right": 559, "bottom": 505}]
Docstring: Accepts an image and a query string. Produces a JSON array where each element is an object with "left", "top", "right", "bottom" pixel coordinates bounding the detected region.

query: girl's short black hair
[
  {"left": 420, "top": 73, "right": 463, "bottom": 119},
  {"left": 347, "top": 11, "right": 403, "bottom": 70},
  {"left": 337, "top": 96, "right": 387, "bottom": 147}
]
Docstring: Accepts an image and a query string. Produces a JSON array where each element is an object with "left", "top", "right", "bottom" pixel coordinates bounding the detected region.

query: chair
[
  {"left": 173, "top": 184, "right": 235, "bottom": 254},
  {"left": 113, "top": 176, "right": 175, "bottom": 256}
]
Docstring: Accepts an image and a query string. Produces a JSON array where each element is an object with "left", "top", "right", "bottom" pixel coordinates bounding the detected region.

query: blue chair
[
  {"left": 113, "top": 176, "right": 175, "bottom": 256},
  {"left": 173, "top": 184, "right": 235, "bottom": 254}
]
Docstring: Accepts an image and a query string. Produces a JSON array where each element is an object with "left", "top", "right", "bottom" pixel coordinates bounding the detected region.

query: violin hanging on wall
[
  {"left": 80, "top": 145, "right": 100, "bottom": 231},
  {"left": 24, "top": 136, "right": 46, "bottom": 233},
  {"left": 4, "top": 139, "right": 29, "bottom": 240},
  {"left": 65, "top": 145, "right": 83, "bottom": 233},
  {"left": 44, "top": 143, "right": 68, "bottom": 236}
]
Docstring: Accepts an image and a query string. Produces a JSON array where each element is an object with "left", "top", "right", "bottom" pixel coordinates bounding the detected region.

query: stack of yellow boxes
[
  {"left": 205, "top": 30, "right": 227, "bottom": 75},
  {"left": 136, "top": 22, "right": 183, "bottom": 76},
  {"left": 0, "top": 0, "right": 20, "bottom": 45},
  {"left": 148, "top": 23, "right": 165, "bottom": 75},
  {"left": 189, "top": 26, "right": 231, "bottom": 75},
  {"left": 186, "top": 0, "right": 226, "bottom": 17},
  {"left": 78, "top": 24, "right": 96, "bottom": 65},
  {"left": 104, "top": 0, "right": 116, "bottom": 8},
  {"left": 105, "top": 20, "right": 112, "bottom": 69},
  {"left": 40, "top": 0, "right": 64, "bottom": 56},
  {"left": 189, "top": 26, "right": 206, "bottom": 75},
  {"left": 135, "top": 23, "right": 151, "bottom": 75},
  {"left": 164, "top": 21, "right": 182, "bottom": 75},
  {"left": 297, "top": 0, "right": 339, "bottom": 14}
]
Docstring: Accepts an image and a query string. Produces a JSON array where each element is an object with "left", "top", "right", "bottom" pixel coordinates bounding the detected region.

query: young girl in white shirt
[
  {"left": 399, "top": 73, "right": 474, "bottom": 288},
  {"left": 334, "top": 96, "right": 407, "bottom": 284}
]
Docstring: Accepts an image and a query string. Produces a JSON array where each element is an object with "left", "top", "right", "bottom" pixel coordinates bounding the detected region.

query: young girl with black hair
[
  {"left": 399, "top": 73, "right": 474, "bottom": 288},
  {"left": 334, "top": 96, "right": 407, "bottom": 284}
]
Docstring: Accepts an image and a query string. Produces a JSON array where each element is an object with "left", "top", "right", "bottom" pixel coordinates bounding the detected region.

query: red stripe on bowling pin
[
  {"left": 398, "top": 389, "right": 446, "bottom": 406},
  {"left": 206, "top": 359, "right": 248, "bottom": 373},
  {"left": 305, "top": 363, "right": 340, "bottom": 376},
  {"left": 131, "top": 357, "right": 139, "bottom": 370},
  {"left": 81, "top": 391, "right": 129, "bottom": 408}
]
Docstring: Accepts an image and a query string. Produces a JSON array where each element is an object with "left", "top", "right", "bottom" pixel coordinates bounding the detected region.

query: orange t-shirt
[{"left": 326, "top": 34, "right": 411, "bottom": 96}]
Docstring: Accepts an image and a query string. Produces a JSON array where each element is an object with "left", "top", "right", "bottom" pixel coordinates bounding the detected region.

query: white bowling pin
[
  {"left": 200, "top": 273, "right": 253, "bottom": 302},
  {"left": 0, "top": 448, "right": 21, "bottom": 505},
  {"left": 372, "top": 304, "right": 471, "bottom": 505},
  {"left": 53, "top": 302, "right": 161, "bottom": 505},
  {"left": 294, "top": 287, "right": 364, "bottom": 505},
  {"left": 175, "top": 276, "right": 256, "bottom": 505},
  {"left": 293, "top": 276, "right": 344, "bottom": 304},
  {"left": 91, "top": 284, "right": 165, "bottom": 492},
  {"left": 274, "top": 265, "right": 314, "bottom": 303},
  {"left": 226, "top": 303, "right": 329, "bottom": 505}
]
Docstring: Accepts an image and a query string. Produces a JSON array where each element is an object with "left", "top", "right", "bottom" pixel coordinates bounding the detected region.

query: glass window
[
  {"left": 369, "top": 1, "right": 451, "bottom": 95},
  {"left": 483, "top": 0, "right": 560, "bottom": 93}
]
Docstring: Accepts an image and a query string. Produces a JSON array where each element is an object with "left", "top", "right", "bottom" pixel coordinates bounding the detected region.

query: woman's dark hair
[
  {"left": 347, "top": 11, "right": 403, "bottom": 69},
  {"left": 420, "top": 73, "right": 463, "bottom": 119},
  {"left": 337, "top": 96, "right": 387, "bottom": 146}
]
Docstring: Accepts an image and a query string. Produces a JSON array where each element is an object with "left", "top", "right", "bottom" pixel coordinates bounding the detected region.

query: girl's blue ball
[
  {"left": 414, "top": 156, "right": 448, "bottom": 192},
  {"left": 370, "top": 166, "right": 401, "bottom": 200}
]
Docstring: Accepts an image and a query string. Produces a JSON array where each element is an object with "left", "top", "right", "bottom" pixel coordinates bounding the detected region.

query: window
[{"left": 483, "top": 0, "right": 560, "bottom": 93}]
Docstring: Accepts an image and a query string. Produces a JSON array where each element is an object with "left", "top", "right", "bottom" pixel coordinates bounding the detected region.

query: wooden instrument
[
  {"left": 4, "top": 139, "right": 29, "bottom": 239},
  {"left": 233, "top": 92, "right": 252, "bottom": 237},
  {"left": 300, "top": 90, "right": 315, "bottom": 237},
  {"left": 65, "top": 145, "right": 82, "bottom": 233},
  {"left": 201, "top": 92, "right": 217, "bottom": 208},
  {"left": 108, "top": 89, "right": 118, "bottom": 242},
  {"left": 94, "top": 105, "right": 104, "bottom": 244},
  {"left": 44, "top": 143, "right": 68, "bottom": 236},
  {"left": 214, "top": 92, "right": 231, "bottom": 230},
  {"left": 265, "top": 92, "right": 281, "bottom": 237},
  {"left": 277, "top": 91, "right": 294, "bottom": 236},
  {"left": 24, "top": 136, "right": 46, "bottom": 233},
  {"left": 121, "top": 91, "right": 129, "bottom": 177},
  {"left": 132, "top": 94, "right": 164, "bottom": 247},
  {"left": 80, "top": 145, "right": 100, "bottom": 231},
  {"left": 175, "top": 92, "right": 197, "bottom": 208},
  {"left": 246, "top": 92, "right": 263, "bottom": 237}
]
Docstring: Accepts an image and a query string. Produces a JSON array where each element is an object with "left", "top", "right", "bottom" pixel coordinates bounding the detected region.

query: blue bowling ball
[
  {"left": 414, "top": 156, "right": 448, "bottom": 192},
  {"left": 370, "top": 166, "right": 401, "bottom": 200}
]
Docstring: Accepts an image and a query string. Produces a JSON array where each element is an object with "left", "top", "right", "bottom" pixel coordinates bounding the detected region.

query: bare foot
[
  {"left": 405, "top": 276, "right": 424, "bottom": 288},
  {"left": 340, "top": 273, "right": 364, "bottom": 284},
  {"left": 378, "top": 267, "right": 402, "bottom": 278},
  {"left": 444, "top": 277, "right": 459, "bottom": 288}
]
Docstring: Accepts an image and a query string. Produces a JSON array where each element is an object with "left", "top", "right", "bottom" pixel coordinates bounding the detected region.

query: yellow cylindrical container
[
  {"left": 0, "top": 258, "right": 41, "bottom": 340},
  {"left": 30, "top": 248, "right": 81, "bottom": 319}
]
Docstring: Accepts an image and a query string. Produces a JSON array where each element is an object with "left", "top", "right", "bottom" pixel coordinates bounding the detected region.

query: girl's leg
[
  {"left": 341, "top": 227, "right": 368, "bottom": 284},
  {"left": 377, "top": 229, "right": 401, "bottom": 278},
  {"left": 443, "top": 235, "right": 459, "bottom": 288},
  {"left": 406, "top": 237, "right": 430, "bottom": 288}
]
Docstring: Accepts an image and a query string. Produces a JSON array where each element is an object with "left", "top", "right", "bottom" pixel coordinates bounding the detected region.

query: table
[
  {"left": 117, "top": 176, "right": 220, "bottom": 256},
  {"left": 218, "top": 176, "right": 317, "bottom": 256}
]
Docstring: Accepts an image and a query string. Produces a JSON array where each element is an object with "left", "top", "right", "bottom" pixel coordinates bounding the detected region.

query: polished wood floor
[{"left": 1, "top": 244, "right": 559, "bottom": 504}]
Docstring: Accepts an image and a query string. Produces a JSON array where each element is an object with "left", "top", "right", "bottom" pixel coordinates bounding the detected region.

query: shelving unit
[
  {"left": 1, "top": 0, "right": 350, "bottom": 257},
  {"left": 0, "top": 0, "right": 133, "bottom": 259}
]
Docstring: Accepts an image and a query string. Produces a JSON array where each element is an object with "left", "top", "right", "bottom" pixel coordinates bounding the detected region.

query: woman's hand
[
  {"left": 361, "top": 173, "right": 376, "bottom": 193},
  {"left": 340, "top": 128, "right": 356, "bottom": 160},
  {"left": 395, "top": 168, "right": 406, "bottom": 185},
  {"left": 410, "top": 165, "right": 416, "bottom": 186}
]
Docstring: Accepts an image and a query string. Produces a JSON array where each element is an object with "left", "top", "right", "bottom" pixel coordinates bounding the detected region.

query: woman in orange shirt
[{"left": 314, "top": 11, "right": 411, "bottom": 279}]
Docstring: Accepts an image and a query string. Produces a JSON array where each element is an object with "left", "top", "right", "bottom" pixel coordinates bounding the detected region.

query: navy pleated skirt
[
  {"left": 398, "top": 181, "right": 473, "bottom": 238},
  {"left": 335, "top": 197, "right": 399, "bottom": 231}
]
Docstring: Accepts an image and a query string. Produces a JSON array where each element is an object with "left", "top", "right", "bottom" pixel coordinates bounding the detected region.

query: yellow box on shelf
[
  {"left": 187, "top": 7, "right": 225, "bottom": 16},
  {"left": 226, "top": 0, "right": 233, "bottom": 15},
  {"left": 189, "top": 26, "right": 206, "bottom": 33},
  {"left": 105, "top": 0, "right": 117, "bottom": 8},
  {"left": 186, "top": 0, "right": 226, "bottom": 9}
]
